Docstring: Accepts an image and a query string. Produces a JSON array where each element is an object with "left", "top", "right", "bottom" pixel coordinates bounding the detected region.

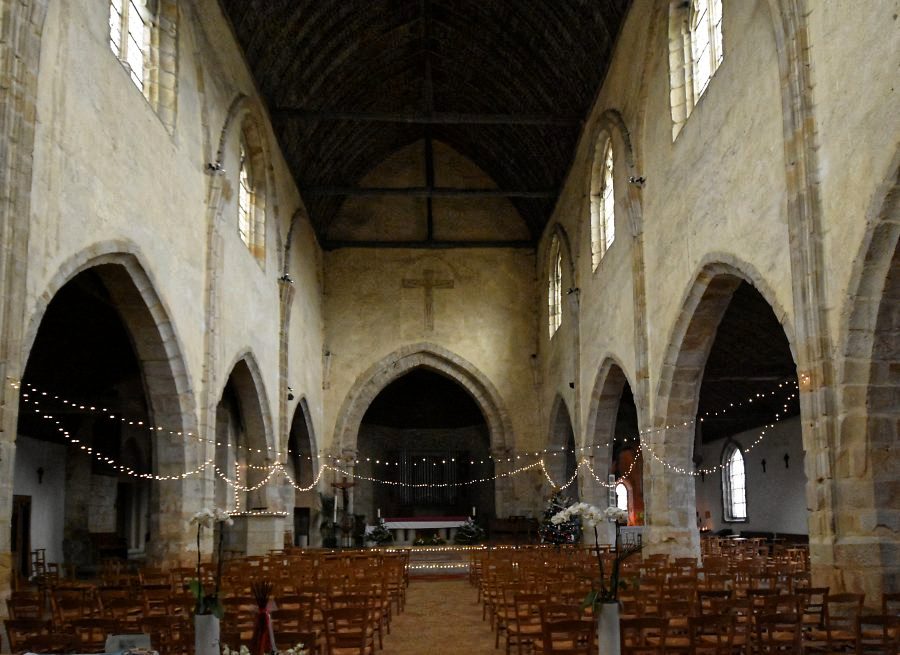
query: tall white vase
[
  {"left": 195, "top": 614, "right": 221, "bottom": 655},
  {"left": 597, "top": 602, "right": 621, "bottom": 655}
]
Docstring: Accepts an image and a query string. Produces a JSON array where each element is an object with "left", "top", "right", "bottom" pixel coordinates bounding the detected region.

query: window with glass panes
[
  {"left": 723, "top": 444, "right": 747, "bottom": 521},
  {"left": 690, "top": 0, "right": 723, "bottom": 101},
  {"left": 548, "top": 236, "right": 562, "bottom": 337},
  {"left": 109, "top": 0, "right": 149, "bottom": 94}
]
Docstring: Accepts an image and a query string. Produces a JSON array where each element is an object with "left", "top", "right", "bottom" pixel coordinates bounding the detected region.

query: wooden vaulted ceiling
[{"left": 219, "top": 0, "right": 631, "bottom": 247}]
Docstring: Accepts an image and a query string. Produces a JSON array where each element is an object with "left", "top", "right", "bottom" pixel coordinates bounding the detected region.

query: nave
[{"left": 4, "top": 540, "right": 899, "bottom": 654}]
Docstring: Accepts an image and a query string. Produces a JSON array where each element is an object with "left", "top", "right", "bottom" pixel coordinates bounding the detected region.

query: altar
[{"left": 369, "top": 516, "right": 469, "bottom": 545}]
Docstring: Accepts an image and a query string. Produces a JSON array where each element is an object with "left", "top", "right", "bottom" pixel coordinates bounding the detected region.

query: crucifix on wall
[{"left": 401, "top": 269, "right": 454, "bottom": 331}]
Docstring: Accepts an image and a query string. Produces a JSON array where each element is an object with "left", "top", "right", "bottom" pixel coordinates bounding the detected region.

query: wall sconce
[
  {"left": 287, "top": 386, "right": 295, "bottom": 401},
  {"left": 37, "top": 467, "right": 44, "bottom": 484}
]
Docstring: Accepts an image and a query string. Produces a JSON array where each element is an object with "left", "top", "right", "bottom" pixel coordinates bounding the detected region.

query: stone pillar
[{"left": 642, "top": 426, "right": 700, "bottom": 558}]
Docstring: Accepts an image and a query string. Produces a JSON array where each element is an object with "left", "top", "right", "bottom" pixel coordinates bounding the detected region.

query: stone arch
[
  {"left": 542, "top": 223, "right": 576, "bottom": 284},
  {"left": 584, "top": 356, "right": 641, "bottom": 454},
  {"left": 649, "top": 256, "right": 796, "bottom": 556},
  {"left": 585, "top": 109, "right": 644, "bottom": 239},
  {"left": 582, "top": 357, "right": 642, "bottom": 533},
  {"left": 288, "top": 396, "right": 320, "bottom": 485},
  {"left": 18, "top": 242, "right": 198, "bottom": 562},
  {"left": 214, "top": 94, "right": 282, "bottom": 270},
  {"left": 656, "top": 256, "right": 796, "bottom": 422},
  {"left": 333, "top": 343, "right": 512, "bottom": 458},
  {"left": 219, "top": 350, "right": 276, "bottom": 455},
  {"left": 22, "top": 242, "right": 197, "bottom": 441},
  {"left": 834, "top": 149, "right": 899, "bottom": 598},
  {"left": 546, "top": 395, "right": 578, "bottom": 496}
]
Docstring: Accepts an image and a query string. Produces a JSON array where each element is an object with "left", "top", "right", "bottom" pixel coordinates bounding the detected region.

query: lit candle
[
  {"left": 377, "top": 508, "right": 381, "bottom": 519},
  {"left": 472, "top": 506, "right": 476, "bottom": 517}
]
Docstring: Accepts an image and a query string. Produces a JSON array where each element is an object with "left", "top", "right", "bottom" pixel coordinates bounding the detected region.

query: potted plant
[
  {"left": 551, "top": 503, "right": 642, "bottom": 655},
  {"left": 189, "top": 508, "right": 233, "bottom": 655}
]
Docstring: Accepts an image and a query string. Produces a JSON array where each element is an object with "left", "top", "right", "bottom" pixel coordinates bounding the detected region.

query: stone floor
[{"left": 384, "top": 578, "right": 497, "bottom": 654}]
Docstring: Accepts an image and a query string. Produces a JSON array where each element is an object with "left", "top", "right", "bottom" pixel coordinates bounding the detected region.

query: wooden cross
[{"left": 401, "top": 269, "right": 454, "bottom": 331}]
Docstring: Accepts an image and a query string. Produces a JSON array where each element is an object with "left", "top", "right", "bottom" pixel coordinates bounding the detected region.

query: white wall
[
  {"left": 11, "top": 436, "right": 67, "bottom": 565},
  {"left": 694, "top": 417, "right": 808, "bottom": 536}
]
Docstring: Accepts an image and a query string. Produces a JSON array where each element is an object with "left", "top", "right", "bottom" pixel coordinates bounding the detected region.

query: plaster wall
[
  {"left": 805, "top": 1, "right": 900, "bottom": 344},
  {"left": 25, "top": 0, "right": 323, "bottom": 451},
  {"left": 10, "top": 436, "right": 66, "bottom": 566},
  {"left": 323, "top": 246, "right": 538, "bottom": 446},
  {"left": 694, "top": 417, "right": 808, "bottom": 536}
]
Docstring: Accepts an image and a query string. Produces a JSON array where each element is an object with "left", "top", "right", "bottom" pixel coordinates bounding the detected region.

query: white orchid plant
[
  {"left": 189, "top": 507, "right": 234, "bottom": 617},
  {"left": 551, "top": 502, "right": 641, "bottom": 606},
  {"left": 222, "top": 644, "right": 309, "bottom": 655}
]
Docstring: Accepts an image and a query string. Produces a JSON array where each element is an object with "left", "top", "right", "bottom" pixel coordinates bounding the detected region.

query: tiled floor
[{"left": 385, "top": 579, "right": 497, "bottom": 654}]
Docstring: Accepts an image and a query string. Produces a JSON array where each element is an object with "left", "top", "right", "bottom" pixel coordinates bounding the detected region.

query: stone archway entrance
[
  {"left": 10, "top": 256, "right": 197, "bottom": 574},
  {"left": 333, "top": 343, "right": 514, "bottom": 516},
  {"left": 651, "top": 262, "right": 800, "bottom": 558}
]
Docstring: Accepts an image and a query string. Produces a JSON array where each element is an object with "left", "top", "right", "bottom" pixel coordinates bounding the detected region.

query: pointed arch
[
  {"left": 288, "top": 396, "right": 319, "bottom": 486},
  {"left": 333, "top": 343, "right": 512, "bottom": 457},
  {"left": 219, "top": 350, "right": 275, "bottom": 455},
  {"left": 19, "top": 242, "right": 198, "bottom": 563},
  {"left": 834, "top": 148, "right": 899, "bottom": 598},
  {"left": 547, "top": 395, "right": 577, "bottom": 495}
]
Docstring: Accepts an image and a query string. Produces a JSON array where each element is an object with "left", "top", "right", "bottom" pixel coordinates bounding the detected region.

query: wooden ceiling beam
[
  {"left": 323, "top": 239, "right": 535, "bottom": 250},
  {"left": 302, "top": 186, "right": 556, "bottom": 198},
  {"left": 272, "top": 109, "right": 580, "bottom": 127}
]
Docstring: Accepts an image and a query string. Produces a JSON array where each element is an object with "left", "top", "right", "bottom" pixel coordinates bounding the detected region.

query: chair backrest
[
  {"left": 324, "top": 606, "right": 375, "bottom": 654},
  {"left": 856, "top": 614, "right": 899, "bottom": 654},
  {"left": 883, "top": 592, "right": 900, "bottom": 617},
  {"left": 620, "top": 616, "right": 667, "bottom": 653},
  {"left": 689, "top": 613, "right": 735, "bottom": 654},
  {"left": 825, "top": 592, "right": 865, "bottom": 633},
  {"left": 541, "top": 619, "right": 596, "bottom": 655},
  {"left": 753, "top": 612, "right": 801, "bottom": 654},
  {"left": 4, "top": 618, "right": 52, "bottom": 653}
]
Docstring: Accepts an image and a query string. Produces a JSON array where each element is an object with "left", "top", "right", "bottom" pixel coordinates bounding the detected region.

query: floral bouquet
[
  {"left": 189, "top": 507, "right": 233, "bottom": 618},
  {"left": 551, "top": 503, "right": 641, "bottom": 607}
]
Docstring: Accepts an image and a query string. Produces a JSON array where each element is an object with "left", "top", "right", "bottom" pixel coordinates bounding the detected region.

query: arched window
[
  {"left": 237, "top": 125, "right": 267, "bottom": 263},
  {"left": 108, "top": 0, "right": 178, "bottom": 129},
  {"left": 590, "top": 138, "right": 616, "bottom": 269},
  {"left": 722, "top": 443, "right": 747, "bottom": 521},
  {"left": 690, "top": 0, "right": 724, "bottom": 100},
  {"left": 615, "top": 482, "right": 629, "bottom": 513},
  {"left": 548, "top": 235, "right": 562, "bottom": 337},
  {"left": 667, "top": 0, "right": 723, "bottom": 138},
  {"left": 109, "top": 0, "right": 148, "bottom": 92}
]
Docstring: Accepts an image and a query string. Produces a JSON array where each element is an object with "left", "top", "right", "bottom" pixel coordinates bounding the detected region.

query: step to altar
[{"left": 403, "top": 546, "right": 472, "bottom": 578}]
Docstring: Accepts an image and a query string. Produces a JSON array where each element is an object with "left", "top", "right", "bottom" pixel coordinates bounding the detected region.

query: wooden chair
[
  {"left": 753, "top": 612, "right": 803, "bottom": 654},
  {"left": 71, "top": 617, "right": 120, "bottom": 654},
  {"left": 806, "top": 592, "right": 865, "bottom": 653},
  {"left": 541, "top": 619, "right": 596, "bottom": 655},
  {"left": 620, "top": 616, "right": 668, "bottom": 655},
  {"left": 687, "top": 613, "right": 736, "bottom": 655},
  {"left": 4, "top": 618, "right": 51, "bottom": 655},
  {"left": 323, "top": 606, "right": 376, "bottom": 655},
  {"left": 796, "top": 586, "right": 829, "bottom": 629},
  {"left": 506, "top": 593, "right": 546, "bottom": 655},
  {"left": 856, "top": 614, "right": 899, "bottom": 654},
  {"left": 6, "top": 591, "right": 43, "bottom": 620}
]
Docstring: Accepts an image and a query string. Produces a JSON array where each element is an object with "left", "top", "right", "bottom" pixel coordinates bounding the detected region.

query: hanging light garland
[{"left": 13, "top": 378, "right": 799, "bottom": 489}]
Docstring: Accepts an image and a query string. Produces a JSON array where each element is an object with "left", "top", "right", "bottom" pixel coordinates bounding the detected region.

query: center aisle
[{"left": 384, "top": 579, "right": 496, "bottom": 654}]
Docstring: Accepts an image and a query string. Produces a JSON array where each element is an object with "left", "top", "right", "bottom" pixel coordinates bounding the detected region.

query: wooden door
[{"left": 11, "top": 495, "right": 31, "bottom": 580}]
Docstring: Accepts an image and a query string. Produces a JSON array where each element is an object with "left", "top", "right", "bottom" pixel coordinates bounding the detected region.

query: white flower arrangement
[
  {"left": 222, "top": 644, "right": 308, "bottom": 655},
  {"left": 190, "top": 507, "right": 234, "bottom": 529},
  {"left": 550, "top": 502, "right": 628, "bottom": 528}
]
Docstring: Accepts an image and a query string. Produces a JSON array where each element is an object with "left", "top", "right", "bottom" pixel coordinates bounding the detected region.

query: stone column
[{"left": 642, "top": 425, "right": 700, "bottom": 558}]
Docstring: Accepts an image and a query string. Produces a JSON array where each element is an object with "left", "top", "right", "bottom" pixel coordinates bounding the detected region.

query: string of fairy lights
[{"left": 10, "top": 377, "right": 798, "bottom": 492}]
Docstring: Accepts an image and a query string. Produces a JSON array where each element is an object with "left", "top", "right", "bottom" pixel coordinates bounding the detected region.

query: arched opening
[
  {"left": 691, "top": 281, "right": 801, "bottom": 540},
  {"left": 14, "top": 263, "right": 187, "bottom": 576},
  {"left": 611, "top": 385, "right": 643, "bottom": 525},
  {"left": 585, "top": 361, "right": 644, "bottom": 543},
  {"left": 285, "top": 400, "right": 317, "bottom": 547},
  {"left": 547, "top": 397, "right": 578, "bottom": 501},
  {"left": 214, "top": 359, "right": 270, "bottom": 513},
  {"left": 355, "top": 368, "right": 494, "bottom": 537}
]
